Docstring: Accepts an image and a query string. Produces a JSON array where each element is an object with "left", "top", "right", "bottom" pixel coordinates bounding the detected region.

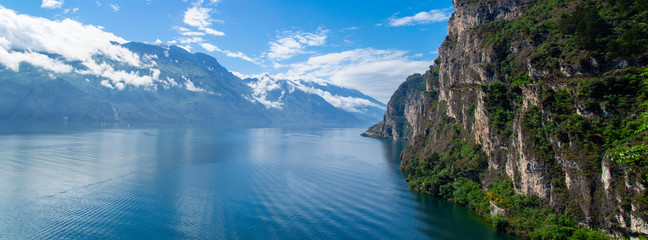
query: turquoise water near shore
[{"left": 0, "top": 122, "right": 515, "bottom": 239}]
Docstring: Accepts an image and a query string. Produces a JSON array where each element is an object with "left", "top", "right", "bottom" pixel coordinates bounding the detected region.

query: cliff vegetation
[{"left": 366, "top": 0, "right": 648, "bottom": 238}]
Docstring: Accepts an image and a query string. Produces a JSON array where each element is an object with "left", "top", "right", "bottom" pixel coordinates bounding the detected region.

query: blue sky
[{"left": 0, "top": 0, "right": 452, "bottom": 102}]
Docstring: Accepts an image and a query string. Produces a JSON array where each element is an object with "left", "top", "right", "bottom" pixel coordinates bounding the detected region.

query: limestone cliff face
[
  {"left": 367, "top": 0, "right": 648, "bottom": 238},
  {"left": 363, "top": 72, "right": 428, "bottom": 141}
]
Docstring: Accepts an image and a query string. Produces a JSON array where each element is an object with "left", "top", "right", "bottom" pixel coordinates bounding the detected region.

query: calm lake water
[{"left": 0, "top": 121, "right": 515, "bottom": 239}]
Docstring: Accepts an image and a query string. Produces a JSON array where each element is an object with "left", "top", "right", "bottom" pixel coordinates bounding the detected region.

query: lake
[{"left": 0, "top": 121, "right": 515, "bottom": 239}]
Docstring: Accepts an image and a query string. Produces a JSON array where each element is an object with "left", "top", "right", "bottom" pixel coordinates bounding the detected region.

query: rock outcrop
[
  {"left": 366, "top": 0, "right": 648, "bottom": 238},
  {"left": 363, "top": 70, "right": 429, "bottom": 141}
]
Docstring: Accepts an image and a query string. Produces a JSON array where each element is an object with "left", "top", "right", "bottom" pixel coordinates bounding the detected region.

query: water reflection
[{"left": 0, "top": 122, "right": 515, "bottom": 239}]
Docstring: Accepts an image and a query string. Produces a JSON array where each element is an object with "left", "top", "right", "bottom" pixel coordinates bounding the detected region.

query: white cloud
[
  {"left": 41, "top": 0, "right": 63, "bottom": 9},
  {"left": 171, "top": 1, "right": 225, "bottom": 51},
  {"left": 180, "top": 31, "right": 206, "bottom": 37},
  {"left": 264, "top": 29, "right": 328, "bottom": 61},
  {"left": 341, "top": 26, "right": 359, "bottom": 31},
  {"left": 174, "top": 26, "right": 191, "bottom": 32},
  {"left": 244, "top": 74, "right": 383, "bottom": 112},
  {"left": 62, "top": 8, "right": 79, "bottom": 14},
  {"left": 0, "top": 38, "right": 73, "bottom": 73},
  {"left": 178, "top": 44, "right": 192, "bottom": 52},
  {"left": 202, "top": 27, "right": 224, "bottom": 36},
  {"left": 0, "top": 7, "right": 140, "bottom": 65},
  {"left": 76, "top": 61, "right": 160, "bottom": 90},
  {"left": 154, "top": 39, "right": 163, "bottom": 45},
  {"left": 276, "top": 48, "right": 431, "bottom": 103},
  {"left": 295, "top": 84, "right": 382, "bottom": 112},
  {"left": 386, "top": 8, "right": 452, "bottom": 27},
  {"left": 199, "top": 43, "right": 258, "bottom": 64},
  {"left": 217, "top": 48, "right": 257, "bottom": 64},
  {"left": 0, "top": 6, "right": 164, "bottom": 90},
  {"left": 110, "top": 4, "right": 120, "bottom": 12},
  {"left": 179, "top": 36, "right": 204, "bottom": 44},
  {"left": 183, "top": 6, "right": 212, "bottom": 29},
  {"left": 245, "top": 74, "right": 285, "bottom": 109},
  {"left": 192, "top": 0, "right": 220, "bottom": 5},
  {"left": 230, "top": 71, "right": 247, "bottom": 79},
  {"left": 200, "top": 42, "right": 217, "bottom": 52},
  {"left": 183, "top": 76, "right": 206, "bottom": 92}
]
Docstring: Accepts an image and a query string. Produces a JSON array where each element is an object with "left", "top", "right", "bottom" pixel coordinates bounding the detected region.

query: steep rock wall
[
  {"left": 363, "top": 71, "right": 429, "bottom": 141},
  {"left": 367, "top": 0, "right": 648, "bottom": 238}
]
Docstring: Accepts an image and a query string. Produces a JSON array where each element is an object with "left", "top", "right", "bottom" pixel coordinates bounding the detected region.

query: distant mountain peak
[
  {"left": 243, "top": 74, "right": 385, "bottom": 113},
  {"left": 0, "top": 39, "right": 384, "bottom": 125}
]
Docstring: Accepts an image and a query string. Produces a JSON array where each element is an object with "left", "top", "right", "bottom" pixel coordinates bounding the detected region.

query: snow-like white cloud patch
[
  {"left": 244, "top": 74, "right": 383, "bottom": 112},
  {"left": 386, "top": 8, "right": 452, "bottom": 27},
  {"left": 110, "top": 4, "right": 120, "bottom": 12},
  {"left": 0, "top": 6, "right": 163, "bottom": 90},
  {"left": 62, "top": 8, "right": 79, "bottom": 14},
  {"left": 200, "top": 43, "right": 258, "bottom": 64},
  {"left": 0, "top": 38, "right": 73, "bottom": 73},
  {"left": 41, "top": 0, "right": 63, "bottom": 9},
  {"left": 217, "top": 48, "right": 257, "bottom": 64},
  {"left": 178, "top": 44, "right": 192, "bottom": 52},
  {"left": 76, "top": 61, "right": 160, "bottom": 90},
  {"left": 179, "top": 37, "right": 204, "bottom": 44},
  {"left": 180, "top": 31, "right": 206, "bottom": 37},
  {"left": 202, "top": 27, "right": 224, "bottom": 36},
  {"left": 200, "top": 43, "right": 217, "bottom": 52},
  {"left": 169, "top": 1, "right": 226, "bottom": 54},
  {"left": 182, "top": 4, "right": 224, "bottom": 36},
  {"left": 0, "top": 7, "right": 140, "bottom": 65},
  {"left": 245, "top": 74, "right": 285, "bottom": 109},
  {"left": 183, "top": 76, "right": 207, "bottom": 92},
  {"left": 264, "top": 29, "right": 328, "bottom": 61},
  {"left": 295, "top": 85, "right": 382, "bottom": 112},
  {"left": 184, "top": 6, "right": 211, "bottom": 29},
  {"left": 275, "top": 48, "right": 431, "bottom": 103}
]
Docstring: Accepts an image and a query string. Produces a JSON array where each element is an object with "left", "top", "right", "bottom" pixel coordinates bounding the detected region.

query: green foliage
[
  {"left": 403, "top": 0, "right": 648, "bottom": 238},
  {"left": 467, "top": 102, "right": 476, "bottom": 115},
  {"left": 560, "top": 4, "right": 611, "bottom": 51},
  {"left": 403, "top": 69, "right": 645, "bottom": 240},
  {"left": 482, "top": 81, "right": 520, "bottom": 138},
  {"left": 477, "top": 0, "right": 648, "bottom": 76},
  {"left": 607, "top": 99, "right": 648, "bottom": 181},
  {"left": 522, "top": 106, "right": 555, "bottom": 163},
  {"left": 510, "top": 73, "right": 531, "bottom": 88},
  {"left": 377, "top": 68, "right": 438, "bottom": 139},
  {"left": 452, "top": 178, "right": 490, "bottom": 215},
  {"left": 404, "top": 137, "right": 488, "bottom": 200},
  {"left": 486, "top": 180, "right": 611, "bottom": 239},
  {"left": 569, "top": 228, "right": 611, "bottom": 240},
  {"left": 530, "top": 224, "right": 572, "bottom": 240},
  {"left": 492, "top": 214, "right": 509, "bottom": 232}
]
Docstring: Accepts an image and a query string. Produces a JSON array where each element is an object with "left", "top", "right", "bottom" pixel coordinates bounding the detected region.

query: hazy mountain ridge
[
  {"left": 0, "top": 41, "right": 384, "bottom": 125},
  {"left": 243, "top": 74, "right": 386, "bottom": 124}
]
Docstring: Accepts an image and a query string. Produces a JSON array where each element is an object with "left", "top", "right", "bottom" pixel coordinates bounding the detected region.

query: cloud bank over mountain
[
  {"left": 0, "top": 5, "right": 385, "bottom": 125},
  {"left": 0, "top": 6, "right": 164, "bottom": 90}
]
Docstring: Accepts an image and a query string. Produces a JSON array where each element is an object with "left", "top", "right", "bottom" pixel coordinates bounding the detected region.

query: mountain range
[{"left": 0, "top": 41, "right": 385, "bottom": 125}]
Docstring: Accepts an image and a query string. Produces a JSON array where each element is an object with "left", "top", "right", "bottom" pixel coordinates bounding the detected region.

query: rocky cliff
[
  {"left": 362, "top": 69, "right": 431, "bottom": 141},
  {"left": 366, "top": 0, "right": 648, "bottom": 238}
]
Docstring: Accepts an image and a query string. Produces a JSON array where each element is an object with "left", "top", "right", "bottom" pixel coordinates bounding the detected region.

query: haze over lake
[{"left": 0, "top": 121, "right": 514, "bottom": 239}]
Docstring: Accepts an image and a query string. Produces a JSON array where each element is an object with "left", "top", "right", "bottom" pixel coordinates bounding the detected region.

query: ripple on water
[{"left": 0, "top": 125, "right": 516, "bottom": 240}]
